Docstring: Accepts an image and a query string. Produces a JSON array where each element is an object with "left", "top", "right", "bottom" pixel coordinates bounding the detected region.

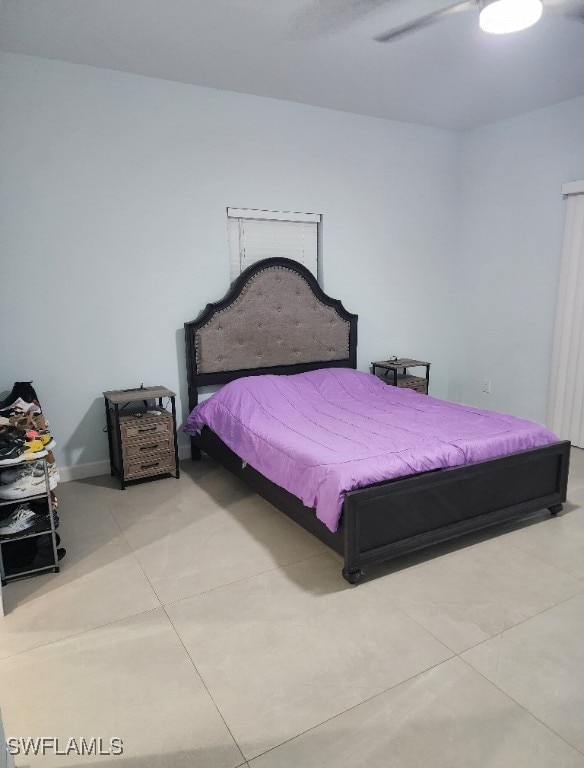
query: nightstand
[
  {"left": 371, "top": 358, "right": 430, "bottom": 394},
  {"left": 103, "top": 386, "right": 180, "bottom": 490}
]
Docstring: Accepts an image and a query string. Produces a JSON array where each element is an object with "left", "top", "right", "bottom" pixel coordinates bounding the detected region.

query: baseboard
[
  {"left": 58, "top": 444, "right": 192, "bottom": 483},
  {"left": 59, "top": 460, "right": 111, "bottom": 483}
]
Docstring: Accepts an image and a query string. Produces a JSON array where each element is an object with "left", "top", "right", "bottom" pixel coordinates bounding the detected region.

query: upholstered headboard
[{"left": 185, "top": 258, "right": 357, "bottom": 410}]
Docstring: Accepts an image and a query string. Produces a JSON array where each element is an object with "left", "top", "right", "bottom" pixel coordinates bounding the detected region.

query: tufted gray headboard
[{"left": 185, "top": 258, "right": 357, "bottom": 411}]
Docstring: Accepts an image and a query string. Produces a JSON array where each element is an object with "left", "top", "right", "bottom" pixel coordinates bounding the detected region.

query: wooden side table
[
  {"left": 371, "top": 358, "right": 431, "bottom": 394},
  {"left": 103, "top": 386, "right": 180, "bottom": 490}
]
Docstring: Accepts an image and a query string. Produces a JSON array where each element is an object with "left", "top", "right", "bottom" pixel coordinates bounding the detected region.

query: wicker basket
[{"left": 381, "top": 374, "right": 428, "bottom": 394}]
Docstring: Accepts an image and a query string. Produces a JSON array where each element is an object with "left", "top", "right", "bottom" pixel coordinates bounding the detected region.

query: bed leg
[
  {"left": 549, "top": 504, "right": 563, "bottom": 516},
  {"left": 190, "top": 438, "right": 201, "bottom": 461},
  {"left": 342, "top": 567, "right": 363, "bottom": 585}
]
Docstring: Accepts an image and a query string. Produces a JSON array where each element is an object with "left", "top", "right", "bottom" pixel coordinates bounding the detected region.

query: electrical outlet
[{"left": 482, "top": 379, "right": 491, "bottom": 394}]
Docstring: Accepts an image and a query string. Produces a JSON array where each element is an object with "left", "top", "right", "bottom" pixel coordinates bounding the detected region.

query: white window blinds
[{"left": 227, "top": 208, "right": 320, "bottom": 282}]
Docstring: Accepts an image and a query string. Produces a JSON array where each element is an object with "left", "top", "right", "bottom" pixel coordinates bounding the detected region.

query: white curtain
[{"left": 548, "top": 181, "right": 584, "bottom": 447}]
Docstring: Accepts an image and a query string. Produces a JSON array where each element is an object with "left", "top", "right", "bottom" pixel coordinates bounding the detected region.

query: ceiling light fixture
[{"left": 479, "top": 0, "right": 543, "bottom": 34}]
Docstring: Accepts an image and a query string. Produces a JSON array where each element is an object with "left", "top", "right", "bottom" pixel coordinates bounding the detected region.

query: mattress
[{"left": 184, "top": 368, "right": 558, "bottom": 532}]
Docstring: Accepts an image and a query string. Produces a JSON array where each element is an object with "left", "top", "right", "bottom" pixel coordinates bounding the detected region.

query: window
[{"left": 227, "top": 208, "right": 321, "bottom": 282}]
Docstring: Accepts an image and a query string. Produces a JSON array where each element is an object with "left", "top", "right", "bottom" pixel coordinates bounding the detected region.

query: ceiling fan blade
[
  {"left": 292, "top": 0, "right": 398, "bottom": 39},
  {"left": 374, "top": 0, "right": 476, "bottom": 42},
  {"left": 564, "top": 6, "right": 584, "bottom": 22}
]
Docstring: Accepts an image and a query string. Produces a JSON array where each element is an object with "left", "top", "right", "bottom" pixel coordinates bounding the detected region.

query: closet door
[{"left": 548, "top": 182, "right": 584, "bottom": 448}]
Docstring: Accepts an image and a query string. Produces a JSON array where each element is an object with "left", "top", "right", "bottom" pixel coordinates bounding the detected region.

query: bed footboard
[
  {"left": 341, "top": 440, "right": 571, "bottom": 583},
  {"left": 193, "top": 429, "right": 570, "bottom": 585}
]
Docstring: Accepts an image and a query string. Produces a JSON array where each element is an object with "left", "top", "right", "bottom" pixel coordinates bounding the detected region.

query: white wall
[
  {"left": 452, "top": 96, "right": 584, "bottom": 424},
  {"left": 0, "top": 53, "right": 460, "bottom": 475}
]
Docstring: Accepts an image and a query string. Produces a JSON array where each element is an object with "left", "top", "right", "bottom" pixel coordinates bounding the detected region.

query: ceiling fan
[{"left": 373, "top": 0, "right": 584, "bottom": 43}]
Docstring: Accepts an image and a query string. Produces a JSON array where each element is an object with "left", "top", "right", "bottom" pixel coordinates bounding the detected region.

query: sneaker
[
  {"left": 0, "top": 504, "right": 50, "bottom": 538},
  {"left": 21, "top": 438, "right": 48, "bottom": 461},
  {"left": 34, "top": 533, "right": 61, "bottom": 558},
  {"left": 0, "top": 397, "right": 42, "bottom": 416},
  {"left": 35, "top": 433, "right": 56, "bottom": 450},
  {"left": 0, "top": 461, "right": 40, "bottom": 484},
  {"left": 7, "top": 412, "right": 48, "bottom": 434},
  {"left": 1, "top": 461, "right": 59, "bottom": 485},
  {"left": 0, "top": 438, "right": 25, "bottom": 465},
  {"left": 19, "top": 430, "right": 56, "bottom": 451},
  {"left": 0, "top": 432, "right": 47, "bottom": 460},
  {"left": 0, "top": 382, "right": 41, "bottom": 410},
  {"left": 0, "top": 472, "right": 58, "bottom": 499},
  {"left": 27, "top": 546, "right": 66, "bottom": 571}
]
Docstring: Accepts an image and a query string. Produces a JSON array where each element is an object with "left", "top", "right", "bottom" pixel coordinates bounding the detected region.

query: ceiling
[{"left": 1, "top": 0, "right": 584, "bottom": 130}]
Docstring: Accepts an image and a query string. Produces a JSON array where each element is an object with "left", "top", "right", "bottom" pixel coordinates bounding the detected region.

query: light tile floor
[{"left": 1, "top": 448, "right": 584, "bottom": 767}]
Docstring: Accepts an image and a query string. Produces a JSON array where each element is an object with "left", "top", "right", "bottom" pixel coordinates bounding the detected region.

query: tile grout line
[
  {"left": 364, "top": 534, "right": 584, "bottom": 659},
  {"left": 500, "top": 534, "right": 584, "bottom": 591},
  {"left": 105, "top": 479, "right": 330, "bottom": 606},
  {"left": 159, "top": 551, "right": 328, "bottom": 609},
  {"left": 162, "top": 606, "right": 247, "bottom": 767},
  {"left": 103, "top": 503, "right": 584, "bottom": 761},
  {"left": 366, "top": 587, "right": 459, "bottom": 655},
  {"left": 0, "top": 604, "right": 163, "bottom": 664},
  {"left": 0, "top": 502, "right": 161, "bottom": 662},
  {"left": 457, "top": 655, "right": 584, "bottom": 757},
  {"left": 243, "top": 655, "right": 458, "bottom": 764},
  {"left": 456, "top": 589, "right": 584, "bottom": 657},
  {"left": 106, "top": 504, "right": 166, "bottom": 607},
  {"left": 4, "top": 486, "right": 323, "bottom": 661}
]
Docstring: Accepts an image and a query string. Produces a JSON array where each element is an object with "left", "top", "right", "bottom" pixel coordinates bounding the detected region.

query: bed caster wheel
[
  {"left": 342, "top": 568, "right": 363, "bottom": 585},
  {"left": 549, "top": 504, "right": 563, "bottom": 516}
]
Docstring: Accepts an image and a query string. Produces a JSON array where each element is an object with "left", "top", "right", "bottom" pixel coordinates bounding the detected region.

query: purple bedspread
[{"left": 184, "top": 368, "right": 558, "bottom": 532}]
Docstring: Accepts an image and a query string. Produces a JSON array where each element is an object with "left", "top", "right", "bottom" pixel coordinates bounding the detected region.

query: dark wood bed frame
[{"left": 185, "top": 258, "right": 570, "bottom": 584}]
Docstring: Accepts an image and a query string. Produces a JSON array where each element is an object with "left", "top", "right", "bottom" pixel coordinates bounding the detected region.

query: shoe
[
  {"left": 1, "top": 536, "right": 37, "bottom": 569},
  {"left": 0, "top": 438, "right": 25, "bottom": 465},
  {"left": 1, "top": 461, "right": 59, "bottom": 485},
  {"left": 0, "top": 504, "right": 50, "bottom": 538},
  {"left": 7, "top": 413, "right": 37, "bottom": 432},
  {"left": 34, "top": 533, "right": 61, "bottom": 558},
  {"left": 21, "top": 438, "right": 48, "bottom": 461},
  {"left": 0, "top": 433, "right": 47, "bottom": 460},
  {"left": 0, "top": 472, "right": 58, "bottom": 499},
  {"left": 27, "top": 546, "right": 66, "bottom": 571},
  {"left": 7, "top": 412, "right": 48, "bottom": 434},
  {"left": 35, "top": 433, "right": 56, "bottom": 450},
  {"left": 0, "top": 398, "right": 42, "bottom": 417},
  {"left": 0, "top": 460, "right": 42, "bottom": 484},
  {"left": 17, "top": 430, "right": 56, "bottom": 451},
  {"left": 0, "top": 382, "right": 40, "bottom": 410}
]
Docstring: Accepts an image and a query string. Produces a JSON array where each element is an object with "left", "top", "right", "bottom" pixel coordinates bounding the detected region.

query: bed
[{"left": 184, "top": 257, "right": 570, "bottom": 584}]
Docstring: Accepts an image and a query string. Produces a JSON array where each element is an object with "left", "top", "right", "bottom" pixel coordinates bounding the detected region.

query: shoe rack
[{"left": 0, "top": 457, "right": 60, "bottom": 585}]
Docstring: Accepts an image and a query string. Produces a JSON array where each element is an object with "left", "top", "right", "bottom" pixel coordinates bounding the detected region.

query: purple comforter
[{"left": 184, "top": 368, "right": 558, "bottom": 532}]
